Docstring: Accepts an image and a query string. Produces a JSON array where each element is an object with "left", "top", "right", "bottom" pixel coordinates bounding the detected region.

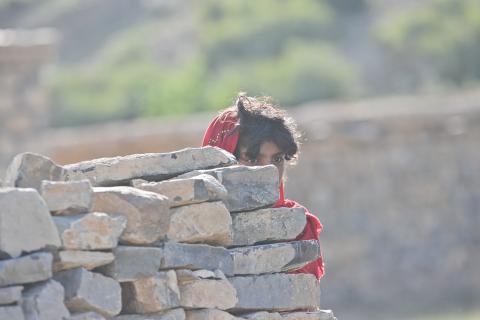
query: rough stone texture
[
  {"left": 69, "top": 312, "right": 106, "bottom": 320},
  {"left": 167, "top": 201, "right": 232, "bottom": 246},
  {"left": 229, "top": 273, "right": 320, "bottom": 312},
  {"left": 0, "top": 188, "right": 61, "bottom": 258},
  {"left": 132, "top": 173, "right": 227, "bottom": 207},
  {"left": 178, "top": 165, "right": 279, "bottom": 212},
  {"left": 0, "top": 285, "right": 23, "bottom": 305},
  {"left": 185, "top": 309, "right": 240, "bottom": 320},
  {"left": 0, "top": 252, "right": 52, "bottom": 287},
  {"left": 231, "top": 207, "right": 307, "bottom": 246},
  {"left": 92, "top": 186, "right": 170, "bottom": 245},
  {"left": 54, "top": 267, "right": 122, "bottom": 317},
  {"left": 54, "top": 212, "right": 126, "bottom": 250},
  {"left": 21, "top": 279, "right": 70, "bottom": 320},
  {"left": 178, "top": 271, "right": 237, "bottom": 310},
  {"left": 230, "top": 240, "right": 321, "bottom": 275},
  {"left": 121, "top": 271, "right": 180, "bottom": 314},
  {"left": 243, "top": 311, "right": 337, "bottom": 320},
  {"left": 0, "top": 305, "right": 24, "bottom": 320},
  {"left": 115, "top": 308, "right": 186, "bottom": 320},
  {"left": 40, "top": 179, "right": 93, "bottom": 215},
  {"left": 63, "top": 146, "right": 237, "bottom": 187},
  {"left": 3, "top": 152, "right": 65, "bottom": 190},
  {"left": 53, "top": 250, "right": 115, "bottom": 272},
  {"left": 96, "top": 246, "right": 163, "bottom": 282},
  {"left": 159, "top": 242, "right": 234, "bottom": 276}
]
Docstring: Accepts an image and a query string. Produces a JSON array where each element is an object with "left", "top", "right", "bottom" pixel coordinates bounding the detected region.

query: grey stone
[
  {"left": 228, "top": 273, "right": 320, "bottom": 312},
  {"left": 0, "top": 252, "right": 52, "bottom": 287},
  {"left": 132, "top": 173, "right": 227, "bottom": 207},
  {"left": 92, "top": 186, "right": 170, "bottom": 245},
  {"left": 176, "top": 269, "right": 224, "bottom": 282},
  {"left": 178, "top": 165, "right": 279, "bottom": 212},
  {"left": 281, "top": 311, "right": 337, "bottom": 320},
  {"left": 114, "top": 308, "right": 185, "bottom": 320},
  {"left": 54, "top": 267, "right": 122, "bottom": 317},
  {"left": 69, "top": 312, "right": 106, "bottom": 320},
  {"left": 21, "top": 279, "right": 70, "bottom": 320},
  {"left": 230, "top": 240, "right": 321, "bottom": 275},
  {"left": 41, "top": 179, "right": 93, "bottom": 215},
  {"left": 0, "top": 188, "right": 61, "bottom": 258},
  {"left": 177, "top": 271, "right": 237, "bottom": 310},
  {"left": 159, "top": 242, "right": 234, "bottom": 276},
  {"left": 96, "top": 246, "right": 163, "bottom": 282},
  {"left": 242, "top": 312, "right": 282, "bottom": 320},
  {"left": 54, "top": 212, "right": 126, "bottom": 250},
  {"left": 53, "top": 251, "right": 115, "bottom": 272},
  {"left": 167, "top": 201, "right": 232, "bottom": 246},
  {"left": 0, "top": 286, "right": 22, "bottom": 305},
  {"left": 231, "top": 207, "right": 307, "bottom": 246},
  {"left": 185, "top": 309, "right": 240, "bottom": 320},
  {"left": 4, "top": 152, "right": 65, "bottom": 191},
  {"left": 121, "top": 271, "right": 180, "bottom": 314},
  {"left": 63, "top": 146, "right": 237, "bottom": 187},
  {"left": 0, "top": 305, "right": 24, "bottom": 320}
]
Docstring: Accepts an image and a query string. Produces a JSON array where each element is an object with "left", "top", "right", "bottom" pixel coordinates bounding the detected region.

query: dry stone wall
[{"left": 0, "top": 146, "right": 335, "bottom": 320}]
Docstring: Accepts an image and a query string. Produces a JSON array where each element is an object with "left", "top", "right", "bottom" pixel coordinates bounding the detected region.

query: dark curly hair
[{"left": 231, "top": 93, "right": 301, "bottom": 162}]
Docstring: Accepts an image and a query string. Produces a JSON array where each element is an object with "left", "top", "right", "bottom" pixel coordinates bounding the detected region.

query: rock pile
[{"left": 0, "top": 146, "right": 336, "bottom": 320}]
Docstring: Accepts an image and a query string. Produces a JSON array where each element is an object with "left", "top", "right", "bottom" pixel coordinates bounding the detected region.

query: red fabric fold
[{"left": 202, "top": 110, "right": 324, "bottom": 280}]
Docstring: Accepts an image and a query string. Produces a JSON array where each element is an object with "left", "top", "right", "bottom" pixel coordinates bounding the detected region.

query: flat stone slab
[
  {"left": 96, "top": 246, "right": 163, "bottom": 282},
  {"left": 230, "top": 240, "right": 321, "bottom": 275},
  {"left": 4, "top": 152, "right": 65, "bottom": 190},
  {"left": 167, "top": 201, "right": 232, "bottom": 246},
  {"left": 178, "top": 165, "right": 279, "bottom": 212},
  {"left": 92, "top": 186, "right": 170, "bottom": 245},
  {"left": 159, "top": 242, "right": 234, "bottom": 276},
  {"left": 54, "top": 212, "right": 126, "bottom": 250},
  {"left": 132, "top": 173, "right": 227, "bottom": 207},
  {"left": 0, "top": 286, "right": 23, "bottom": 305},
  {"left": 280, "top": 311, "right": 337, "bottom": 320},
  {"left": 228, "top": 273, "right": 320, "bottom": 312},
  {"left": 0, "top": 188, "right": 61, "bottom": 258},
  {"left": 114, "top": 308, "right": 185, "bottom": 320},
  {"left": 121, "top": 271, "right": 180, "bottom": 314},
  {"left": 53, "top": 251, "right": 115, "bottom": 272},
  {"left": 0, "top": 252, "right": 52, "bottom": 287},
  {"left": 0, "top": 305, "right": 24, "bottom": 320},
  {"left": 41, "top": 179, "right": 93, "bottom": 215},
  {"left": 64, "top": 146, "right": 237, "bottom": 187},
  {"left": 177, "top": 270, "right": 237, "bottom": 310},
  {"left": 21, "top": 279, "right": 70, "bottom": 320},
  {"left": 54, "top": 268, "right": 122, "bottom": 317},
  {"left": 186, "top": 309, "right": 240, "bottom": 320},
  {"left": 231, "top": 207, "right": 307, "bottom": 246},
  {"left": 69, "top": 312, "right": 106, "bottom": 320}
]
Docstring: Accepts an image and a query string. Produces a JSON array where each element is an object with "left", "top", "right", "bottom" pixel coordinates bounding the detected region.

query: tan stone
[
  {"left": 64, "top": 146, "right": 236, "bottom": 187},
  {"left": 178, "top": 270, "right": 237, "bottom": 310},
  {"left": 53, "top": 250, "right": 115, "bottom": 272},
  {"left": 121, "top": 271, "right": 180, "bottom": 314},
  {"left": 41, "top": 179, "right": 93, "bottom": 215},
  {"left": 132, "top": 173, "right": 227, "bottom": 207},
  {"left": 92, "top": 186, "right": 170, "bottom": 245},
  {"left": 231, "top": 207, "right": 306, "bottom": 246},
  {"left": 167, "top": 201, "right": 232, "bottom": 246},
  {"left": 54, "top": 212, "right": 126, "bottom": 250},
  {"left": 186, "top": 309, "right": 240, "bottom": 320}
]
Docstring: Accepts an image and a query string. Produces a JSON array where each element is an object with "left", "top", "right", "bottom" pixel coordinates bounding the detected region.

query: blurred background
[{"left": 0, "top": 0, "right": 479, "bottom": 319}]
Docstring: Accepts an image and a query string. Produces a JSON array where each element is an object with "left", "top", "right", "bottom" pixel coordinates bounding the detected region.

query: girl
[{"left": 202, "top": 93, "right": 324, "bottom": 280}]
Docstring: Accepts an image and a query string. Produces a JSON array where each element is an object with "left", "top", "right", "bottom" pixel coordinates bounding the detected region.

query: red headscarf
[{"left": 202, "top": 110, "right": 324, "bottom": 280}]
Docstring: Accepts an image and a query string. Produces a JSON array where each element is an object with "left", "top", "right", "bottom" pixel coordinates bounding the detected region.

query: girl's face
[{"left": 238, "top": 140, "right": 286, "bottom": 181}]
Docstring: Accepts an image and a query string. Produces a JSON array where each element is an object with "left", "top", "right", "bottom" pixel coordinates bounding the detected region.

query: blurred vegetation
[{"left": 2, "top": 0, "right": 480, "bottom": 126}]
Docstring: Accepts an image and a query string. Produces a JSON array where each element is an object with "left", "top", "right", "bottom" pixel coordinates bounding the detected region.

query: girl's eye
[
  {"left": 247, "top": 158, "right": 258, "bottom": 165},
  {"left": 272, "top": 155, "right": 285, "bottom": 164}
]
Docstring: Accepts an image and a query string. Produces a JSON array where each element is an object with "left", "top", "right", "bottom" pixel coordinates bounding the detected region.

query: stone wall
[{"left": 0, "top": 147, "right": 334, "bottom": 320}]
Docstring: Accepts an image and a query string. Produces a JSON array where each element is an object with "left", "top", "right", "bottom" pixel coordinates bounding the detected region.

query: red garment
[{"left": 202, "top": 110, "right": 325, "bottom": 280}]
